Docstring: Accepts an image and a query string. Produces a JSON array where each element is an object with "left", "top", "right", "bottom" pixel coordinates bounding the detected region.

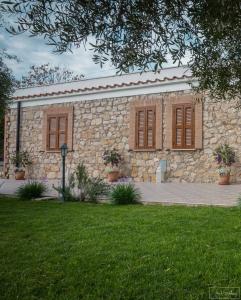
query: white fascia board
[{"left": 10, "top": 78, "right": 197, "bottom": 108}]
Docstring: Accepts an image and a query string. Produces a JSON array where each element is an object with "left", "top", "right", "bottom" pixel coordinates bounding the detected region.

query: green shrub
[
  {"left": 70, "top": 163, "right": 110, "bottom": 202},
  {"left": 109, "top": 183, "right": 141, "bottom": 205},
  {"left": 16, "top": 181, "right": 47, "bottom": 200},
  {"left": 53, "top": 164, "right": 110, "bottom": 202},
  {"left": 85, "top": 177, "right": 110, "bottom": 203},
  {"left": 238, "top": 196, "right": 241, "bottom": 208},
  {"left": 75, "top": 163, "right": 89, "bottom": 201},
  {"left": 53, "top": 185, "right": 77, "bottom": 202}
]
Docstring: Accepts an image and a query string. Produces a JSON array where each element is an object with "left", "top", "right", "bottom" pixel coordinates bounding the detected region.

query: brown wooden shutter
[
  {"left": 173, "top": 105, "right": 184, "bottom": 148},
  {"left": 43, "top": 107, "right": 73, "bottom": 152},
  {"left": 166, "top": 94, "right": 202, "bottom": 150},
  {"left": 129, "top": 96, "right": 162, "bottom": 151},
  {"left": 47, "top": 117, "right": 58, "bottom": 150},
  {"left": 172, "top": 104, "right": 195, "bottom": 149},
  {"left": 47, "top": 115, "right": 68, "bottom": 151},
  {"left": 184, "top": 106, "right": 195, "bottom": 148},
  {"left": 135, "top": 106, "right": 156, "bottom": 149},
  {"left": 58, "top": 116, "right": 68, "bottom": 147},
  {"left": 136, "top": 109, "right": 145, "bottom": 149},
  {"left": 146, "top": 108, "right": 156, "bottom": 148}
]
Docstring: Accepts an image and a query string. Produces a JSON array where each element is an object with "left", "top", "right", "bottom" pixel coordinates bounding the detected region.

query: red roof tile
[{"left": 13, "top": 74, "right": 192, "bottom": 101}]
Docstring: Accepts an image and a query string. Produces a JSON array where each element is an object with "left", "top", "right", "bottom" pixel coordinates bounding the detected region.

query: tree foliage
[
  {"left": 0, "top": 57, "right": 15, "bottom": 160},
  {"left": 1, "top": 0, "right": 240, "bottom": 99},
  {"left": 0, "top": 56, "right": 14, "bottom": 118},
  {"left": 0, "top": 11, "right": 16, "bottom": 160},
  {"left": 16, "top": 63, "right": 84, "bottom": 88}
]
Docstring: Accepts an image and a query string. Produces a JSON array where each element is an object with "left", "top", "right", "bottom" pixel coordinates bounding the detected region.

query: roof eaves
[{"left": 13, "top": 74, "right": 193, "bottom": 101}]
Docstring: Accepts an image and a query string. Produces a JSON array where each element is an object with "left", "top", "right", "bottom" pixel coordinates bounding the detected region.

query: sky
[
  {"left": 0, "top": 26, "right": 117, "bottom": 80},
  {"left": 0, "top": 16, "right": 184, "bottom": 81}
]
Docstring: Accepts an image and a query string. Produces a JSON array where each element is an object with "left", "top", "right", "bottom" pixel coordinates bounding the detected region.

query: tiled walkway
[
  {"left": 0, "top": 179, "right": 59, "bottom": 197},
  {"left": 135, "top": 182, "right": 241, "bottom": 207},
  {"left": 0, "top": 179, "right": 240, "bottom": 207}
]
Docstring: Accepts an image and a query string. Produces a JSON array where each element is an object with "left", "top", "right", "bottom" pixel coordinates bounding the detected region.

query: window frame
[
  {"left": 46, "top": 114, "right": 68, "bottom": 151},
  {"left": 43, "top": 106, "right": 73, "bottom": 153},
  {"left": 172, "top": 103, "right": 195, "bottom": 150},
  {"left": 135, "top": 106, "right": 156, "bottom": 150}
]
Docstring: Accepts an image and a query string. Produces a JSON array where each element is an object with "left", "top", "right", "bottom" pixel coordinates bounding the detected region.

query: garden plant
[
  {"left": 109, "top": 183, "right": 141, "bottom": 205},
  {"left": 16, "top": 181, "right": 47, "bottom": 200},
  {"left": 213, "top": 144, "right": 236, "bottom": 185}
]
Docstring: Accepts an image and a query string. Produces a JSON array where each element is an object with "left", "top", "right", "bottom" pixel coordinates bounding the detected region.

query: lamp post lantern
[{"left": 60, "top": 143, "right": 68, "bottom": 202}]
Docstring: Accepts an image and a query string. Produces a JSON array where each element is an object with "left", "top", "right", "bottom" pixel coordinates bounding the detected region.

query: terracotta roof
[{"left": 13, "top": 74, "right": 192, "bottom": 101}]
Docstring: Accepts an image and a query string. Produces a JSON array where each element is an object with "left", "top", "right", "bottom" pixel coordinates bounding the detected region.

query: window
[
  {"left": 135, "top": 106, "right": 156, "bottom": 149},
  {"left": 46, "top": 114, "right": 68, "bottom": 151},
  {"left": 129, "top": 96, "right": 162, "bottom": 151},
  {"left": 172, "top": 104, "right": 195, "bottom": 149}
]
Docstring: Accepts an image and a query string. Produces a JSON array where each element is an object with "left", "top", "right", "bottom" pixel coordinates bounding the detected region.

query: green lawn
[{"left": 0, "top": 198, "right": 241, "bottom": 300}]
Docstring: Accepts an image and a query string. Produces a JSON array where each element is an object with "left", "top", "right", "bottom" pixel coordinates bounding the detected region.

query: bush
[
  {"left": 16, "top": 181, "right": 47, "bottom": 200},
  {"left": 53, "top": 163, "right": 110, "bottom": 202},
  {"left": 74, "top": 163, "right": 110, "bottom": 202},
  {"left": 238, "top": 196, "right": 241, "bottom": 208},
  {"left": 85, "top": 177, "right": 110, "bottom": 203},
  {"left": 109, "top": 183, "right": 141, "bottom": 205},
  {"left": 53, "top": 185, "right": 77, "bottom": 202},
  {"left": 75, "top": 162, "right": 89, "bottom": 201}
]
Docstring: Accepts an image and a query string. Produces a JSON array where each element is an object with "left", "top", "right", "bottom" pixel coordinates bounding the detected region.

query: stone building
[{"left": 4, "top": 66, "right": 241, "bottom": 183}]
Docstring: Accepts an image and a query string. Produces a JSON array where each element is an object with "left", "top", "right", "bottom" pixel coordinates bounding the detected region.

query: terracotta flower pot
[
  {"left": 218, "top": 174, "right": 230, "bottom": 185},
  {"left": 15, "top": 171, "right": 25, "bottom": 180},
  {"left": 107, "top": 171, "right": 119, "bottom": 182}
]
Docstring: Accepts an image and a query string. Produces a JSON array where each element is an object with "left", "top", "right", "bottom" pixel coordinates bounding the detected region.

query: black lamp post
[{"left": 60, "top": 143, "right": 68, "bottom": 202}]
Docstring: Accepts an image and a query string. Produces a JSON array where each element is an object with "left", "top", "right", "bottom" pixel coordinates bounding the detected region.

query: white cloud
[
  {"left": 0, "top": 28, "right": 116, "bottom": 79},
  {"left": 0, "top": 25, "right": 189, "bottom": 80}
]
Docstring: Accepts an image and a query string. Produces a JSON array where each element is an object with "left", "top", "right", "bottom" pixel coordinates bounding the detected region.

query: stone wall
[{"left": 4, "top": 92, "right": 241, "bottom": 183}]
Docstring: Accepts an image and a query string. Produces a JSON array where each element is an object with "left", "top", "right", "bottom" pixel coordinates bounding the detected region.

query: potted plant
[
  {"left": 10, "top": 151, "right": 33, "bottom": 180},
  {"left": 213, "top": 144, "right": 235, "bottom": 185},
  {"left": 103, "top": 149, "right": 122, "bottom": 182}
]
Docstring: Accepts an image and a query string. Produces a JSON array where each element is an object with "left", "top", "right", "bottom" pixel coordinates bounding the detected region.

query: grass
[{"left": 0, "top": 197, "right": 241, "bottom": 300}]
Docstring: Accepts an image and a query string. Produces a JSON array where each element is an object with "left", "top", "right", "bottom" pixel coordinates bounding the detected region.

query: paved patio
[
  {"left": 0, "top": 179, "right": 59, "bottom": 198},
  {"left": 0, "top": 179, "right": 240, "bottom": 206},
  {"left": 135, "top": 182, "right": 241, "bottom": 207}
]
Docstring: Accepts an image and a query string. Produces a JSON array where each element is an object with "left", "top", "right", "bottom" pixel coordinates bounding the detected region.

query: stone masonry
[{"left": 4, "top": 91, "right": 241, "bottom": 183}]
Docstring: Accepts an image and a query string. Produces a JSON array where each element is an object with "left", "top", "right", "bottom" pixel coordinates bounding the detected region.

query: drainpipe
[{"left": 16, "top": 101, "right": 21, "bottom": 168}]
